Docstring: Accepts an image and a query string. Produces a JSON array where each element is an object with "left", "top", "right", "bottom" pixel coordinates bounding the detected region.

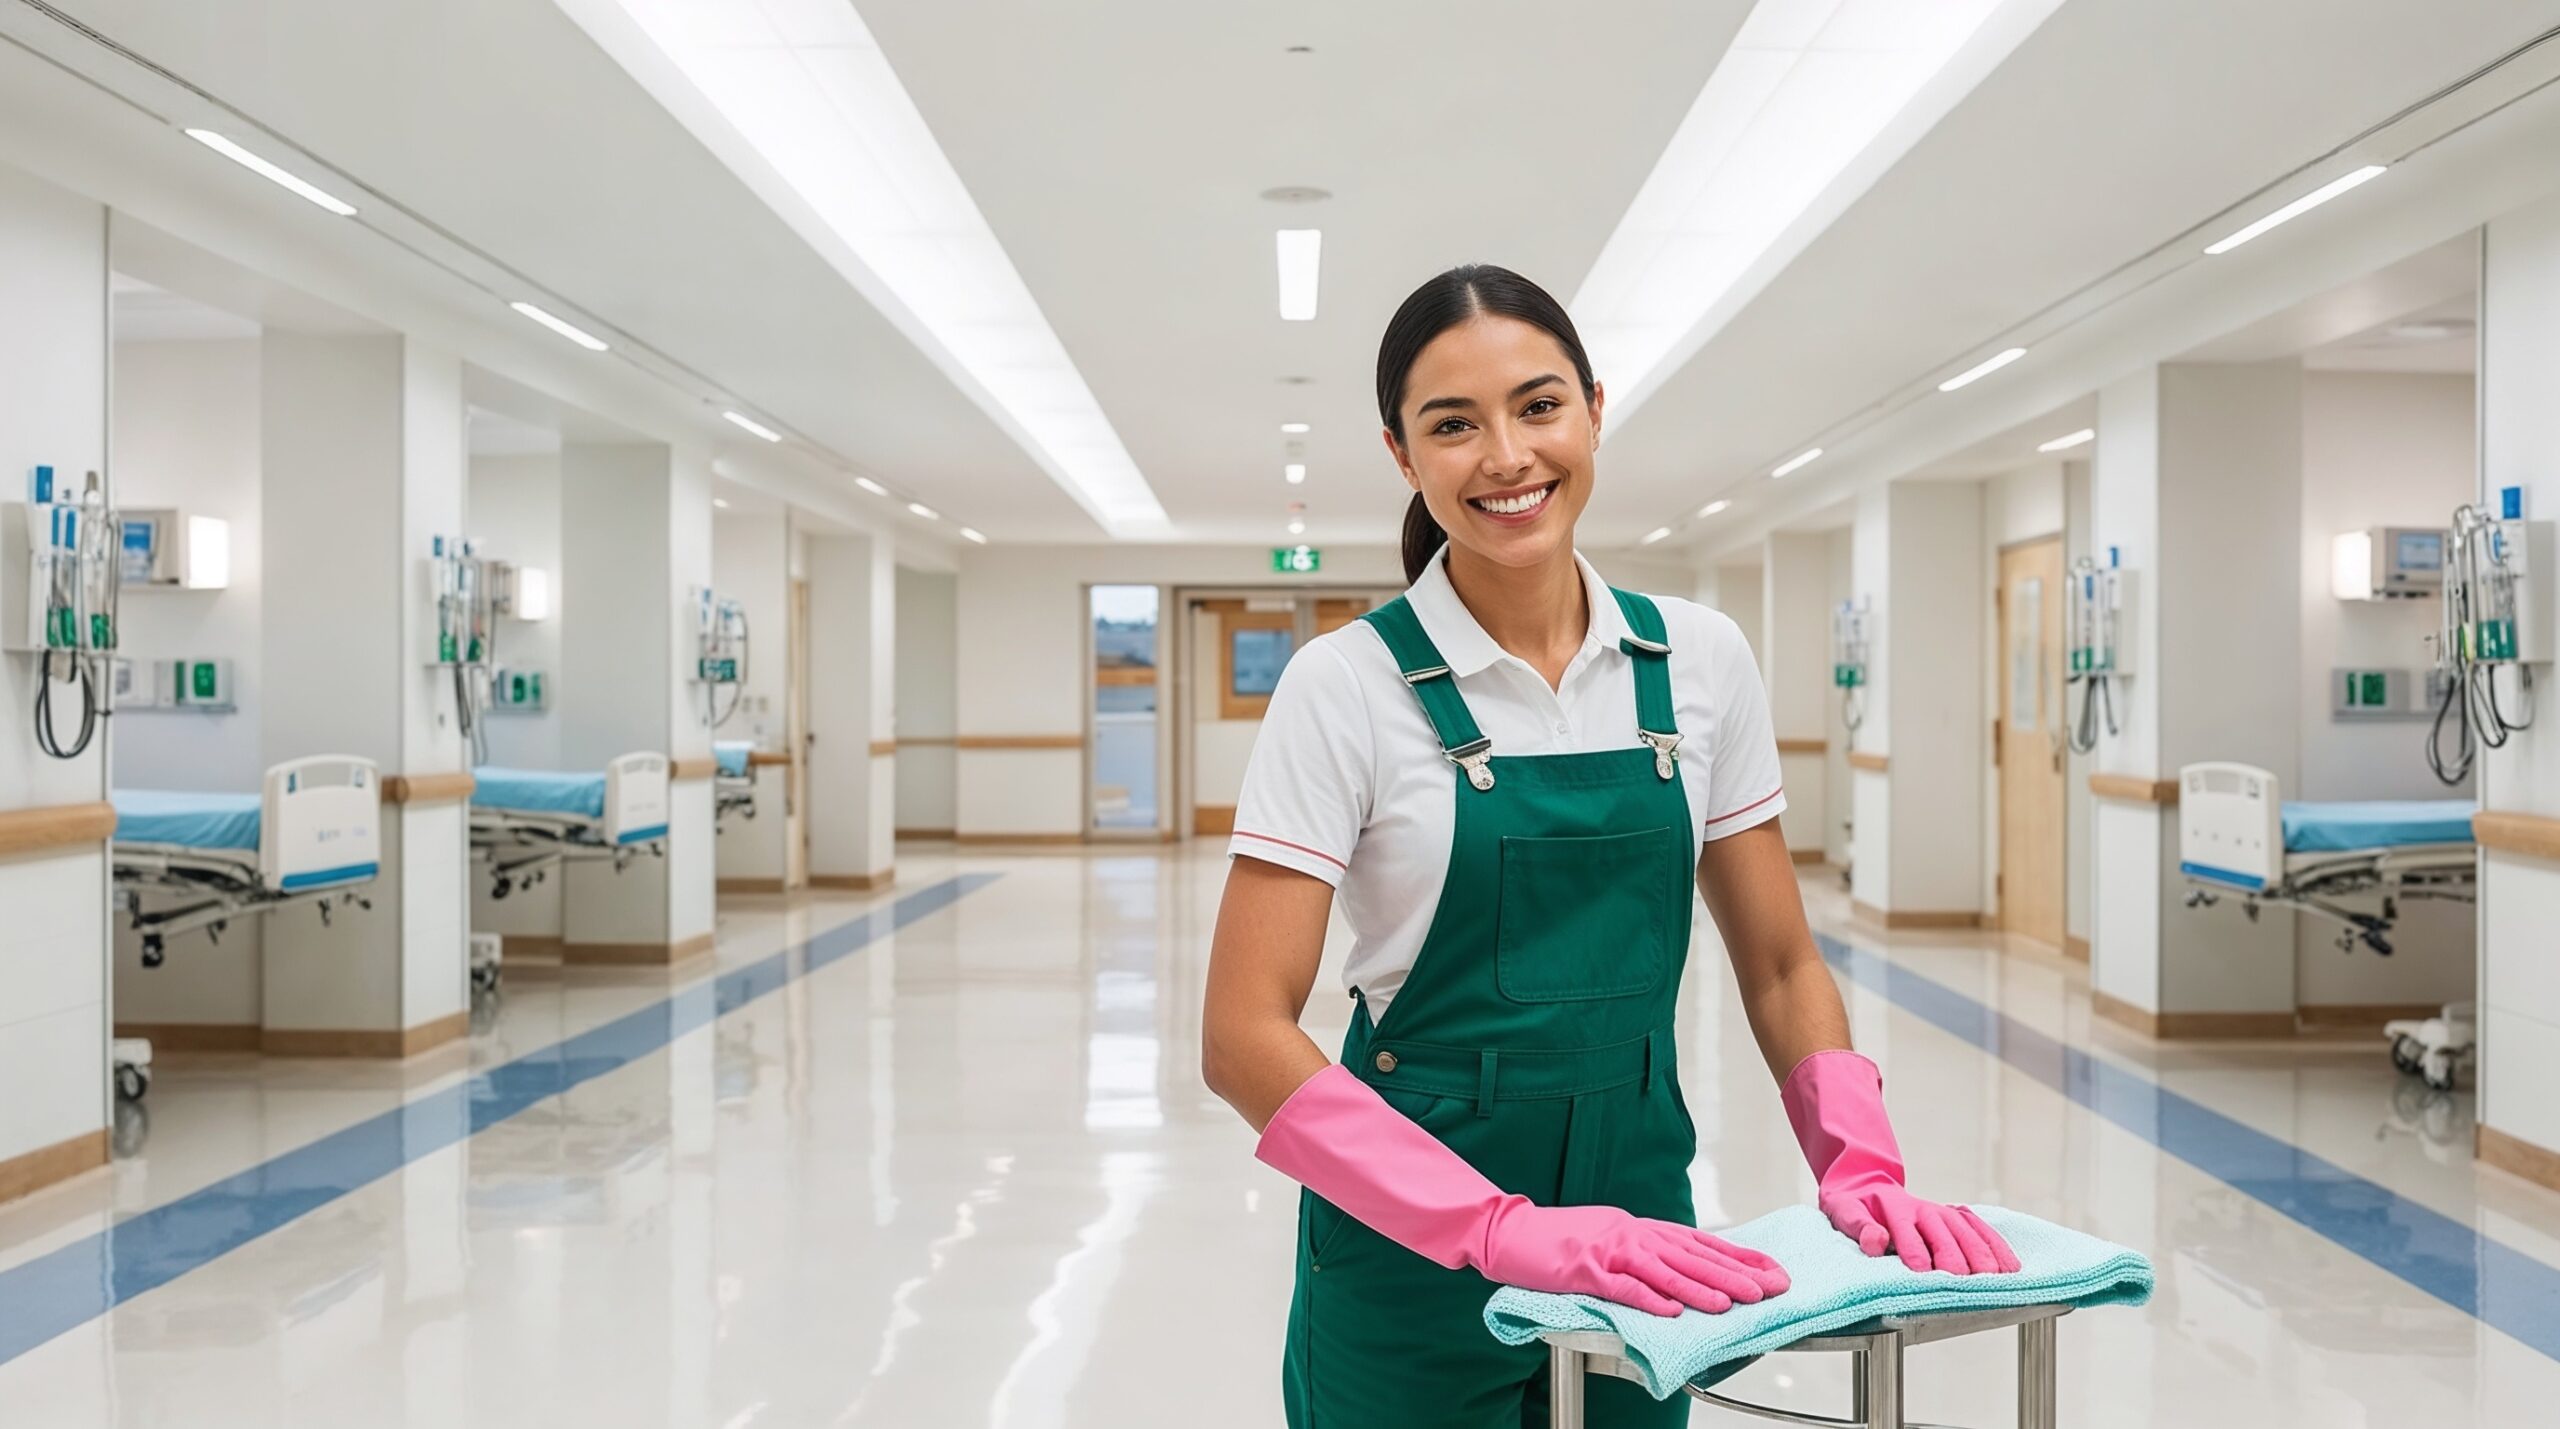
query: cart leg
[
  {"left": 1549, "top": 1342, "right": 1585, "bottom": 1429},
  {"left": 2018, "top": 1317, "right": 2057, "bottom": 1429},
  {"left": 1849, "top": 1349, "right": 1868, "bottom": 1424},
  {"left": 1862, "top": 1332, "right": 1902, "bottom": 1429}
]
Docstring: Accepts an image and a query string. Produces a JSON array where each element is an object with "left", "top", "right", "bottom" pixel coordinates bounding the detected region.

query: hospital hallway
[{"left": 0, "top": 840, "right": 2552, "bottom": 1427}]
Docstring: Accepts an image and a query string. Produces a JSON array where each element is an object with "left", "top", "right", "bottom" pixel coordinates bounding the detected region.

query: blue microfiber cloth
[{"left": 1483, "top": 1205, "right": 2152, "bottom": 1401}]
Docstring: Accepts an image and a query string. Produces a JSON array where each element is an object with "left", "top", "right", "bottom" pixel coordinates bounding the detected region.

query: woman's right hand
[{"left": 1477, "top": 1200, "right": 1790, "bottom": 1317}]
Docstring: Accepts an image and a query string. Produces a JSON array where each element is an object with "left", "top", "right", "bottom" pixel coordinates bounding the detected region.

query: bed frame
[
  {"left": 112, "top": 755, "right": 384, "bottom": 967},
  {"left": 2177, "top": 761, "right": 2474, "bottom": 955},
  {"left": 471, "top": 751, "right": 670, "bottom": 899}
]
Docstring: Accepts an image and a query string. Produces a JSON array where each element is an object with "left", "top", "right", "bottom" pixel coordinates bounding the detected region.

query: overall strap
[
  {"left": 1361, "top": 598, "right": 1497, "bottom": 791},
  {"left": 1610, "top": 589, "right": 1683, "bottom": 780}
]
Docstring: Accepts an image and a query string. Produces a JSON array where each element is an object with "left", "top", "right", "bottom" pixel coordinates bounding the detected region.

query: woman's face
[{"left": 1385, "top": 314, "right": 1602, "bottom": 574}]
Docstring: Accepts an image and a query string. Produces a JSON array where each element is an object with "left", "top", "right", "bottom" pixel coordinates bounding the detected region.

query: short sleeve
[
  {"left": 1700, "top": 618, "right": 1788, "bottom": 840},
  {"left": 1227, "top": 639, "right": 1373, "bottom": 886}
]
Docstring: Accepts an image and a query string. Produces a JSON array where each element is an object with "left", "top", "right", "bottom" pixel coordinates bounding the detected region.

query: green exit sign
[{"left": 1272, "top": 545, "right": 1322, "bottom": 574}]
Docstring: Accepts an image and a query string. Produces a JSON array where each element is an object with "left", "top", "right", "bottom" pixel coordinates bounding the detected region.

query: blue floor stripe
[
  {"left": 0, "top": 873, "right": 1000, "bottom": 1367},
  {"left": 1817, "top": 932, "right": 2560, "bottom": 1363}
]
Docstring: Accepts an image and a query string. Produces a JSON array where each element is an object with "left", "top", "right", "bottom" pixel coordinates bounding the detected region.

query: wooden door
[
  {"left": 1997, "top": 538, "right": 2066, "bottom": 946},
  {"left": 787, "top": 578, "right": 812, "bottom": 887}
]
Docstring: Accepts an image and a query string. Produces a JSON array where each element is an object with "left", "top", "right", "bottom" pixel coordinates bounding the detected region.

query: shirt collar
[{"left": 1403, "top": 548, "right": 1634, "bottom": 678}]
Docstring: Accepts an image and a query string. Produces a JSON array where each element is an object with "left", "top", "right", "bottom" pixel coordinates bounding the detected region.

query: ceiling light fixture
[
  {"left": 1699, "top": 499, "right": 1732, "bottom": 517},
  {"left": 1770, "top": 447, "right": 1823, "bottom": 478},
  {"left": 1570, "top": 0, "right": 2045, "bottom": 427},
  {"left": 907, "top": 502, "right": 940, "bottom": 520},
  {"left": 1280, "top": 422, "right": 1311, "bottom": 434},
  {"left": 722, "top": 411, "right": 782, "bottom": 442},
  {"left": 183, "top": 129, "right": 358, "bottom": 216},
  {"left": 1640, "top": 526, "right": 1673, "bottom": 546},
  {"left": 1285, "top": 464, "right": 1307, "bottom": 485},
  {"left": 1288, "top": 518, "right": 1306, "bottom": 536},
  {"left": 960, "top": 527, "right": 987, "bottom": 544},
  {"left": 560, "top": 1, "right": 1166, "bottom": 533},
  {"left": 1277, "top": 229, "right": 1322, "bottom": 321},
  {"left": 2037, "top": 428, "right": 2095, "bottom": 453},
  {"left": 1938, "top": 347, "right": 2027, "bottom": 392},
  {"left": 509, "top": 301, "right": 609, "bottom": 352},
  {"left": 2204, "top": 165, "right": 2387, "bottom": 255},
  {"left": 854, "top": 478, "right": 889, "bottom": 498},
  {"left": 712, "top": 497, "right": 730, "bottom": 509}
]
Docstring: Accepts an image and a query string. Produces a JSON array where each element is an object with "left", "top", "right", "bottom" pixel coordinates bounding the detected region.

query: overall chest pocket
[{"left": 1494, "top": 826, "right": 1678, "bottom": 1003}]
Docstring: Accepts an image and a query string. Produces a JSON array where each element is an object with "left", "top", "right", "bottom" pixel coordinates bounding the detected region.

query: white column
[
  {"left": 0, "top": 160, "right": 110, "bottom": 1189},
  {"left": 712, "top": 511, "right": 794, "bottom": 892},
  {"left": 556, "top": 442, "right": 716, "bottom": 959},
  {"left": 1763, "top": 532, "right": 1833, "bottom": 859},
  {"left": 808, "top": 532, "right": 895, "bottom": 885},
  {"left": 2478, "top": 198, "right": 2560, "bottom": 1171},
  {"left": 1849, "top": 483, "right": 1986, "bottom": 920},
  {"left": 2088, "top": 361, "right": 2302, "bottom": 1025},
  {"left": 259, "top": 331, "right": 470, "bottom": 1052}
]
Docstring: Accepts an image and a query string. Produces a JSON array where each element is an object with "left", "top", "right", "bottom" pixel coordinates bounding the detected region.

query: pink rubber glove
[
  {"left": 1257, "top": 1064, "right": 1789, "bottom": 1317},
  {"left": 1780, "top": 1050, "right": 2021, "bottom": 1276}
]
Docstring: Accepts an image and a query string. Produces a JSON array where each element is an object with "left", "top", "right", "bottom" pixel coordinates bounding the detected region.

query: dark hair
[{"left": 1376, "top": 264, "right": 1598, "bottom": 583}]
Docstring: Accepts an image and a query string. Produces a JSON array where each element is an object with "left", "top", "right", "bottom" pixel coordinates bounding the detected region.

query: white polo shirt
[{"left": 1227, "top": 549, "right": 1786, "bottom": 1019}]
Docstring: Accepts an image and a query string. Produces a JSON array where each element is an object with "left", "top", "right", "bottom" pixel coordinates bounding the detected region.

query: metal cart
[{"left": 1543, "top": 1302, "right": 2066, "bottom": 1429}]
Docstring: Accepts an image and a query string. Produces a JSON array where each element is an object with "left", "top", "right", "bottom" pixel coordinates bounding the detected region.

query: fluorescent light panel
[
  {"left": 1641, "top": 526, "right": 1673, "bottom": 546},
  {"left": 1699, "top": 499, "right": 1732, "bottom": 517},
  {"left": 723, "top": 410, "right": 783, "bottom": 442},
  {"left": 2037, "top": 428, "right": 2094, "bottom": 453},
  {"left": 1284, "top": 464, "right": 1306, "bottom": 485},
  {"left": 1287, "top": 519, "right": 1305, "bottom": 535},
  {"left": 959, "top": 527, "right": 987, "bottom": 544},
  {"left": 183, "top": 129, "right": 358, "bottom": 216},
  {"left": 1277, "top": 229, "right": 1322, "bottom": 321},
  {"left": 510, "top": 301, "right": 610, "bottom": 351},
  {"left": 1571, "top": 0, "right": 2050, "bottom": 422},
  {"left": 2205, "top": 166, "right": 2386, "bottom": 255},
  {"left": 1770, "top": 446, "right": 1822, "bottom": 478},
  {"left": 1938, "top": 347, "right": 2026, "bottom": 392},
  {"left": 562, "top": 0, "right": 1166, "bottom": 533},
  {"left": 854, "top": 476, "right": 889, "bottom": 497},
  {"left": 907, "top": 502, "right": 940, "bottom": 520},
  {"left": 1280, "top": 422, "right": 1311, "bottom": 434}
]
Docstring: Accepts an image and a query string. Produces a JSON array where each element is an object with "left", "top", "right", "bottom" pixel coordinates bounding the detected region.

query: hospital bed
[
  {"left": 714, "top": 739, "right": 757, "bottom": 826},
  {"left": 111, "top": 755, "right": 385, "bottom": 1098},
  {"left": 2178, "top": 760, "right": 2476, "bottom": 1087},
  {"left": 470, "top": 752, "right": 670, "bottom": 904}
]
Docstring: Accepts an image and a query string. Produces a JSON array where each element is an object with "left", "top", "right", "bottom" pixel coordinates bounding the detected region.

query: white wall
[
  {"left": 1882, "top": 482, "right": 1986, "bottom": 914},
  {"left": 894, "top": 564, "right": 956, "bottom": 833},
  {"left": 1762, "top": 533, "right": 1832, "bottom": 858},
  {"left": 1715, "top": 562, "right": 1764, "bottom": 669},
  {"left": 111, "top": 337, "right": 263, "bottom": 791},
  {"left": 0, "top": 159, "right": 110, "bottom": 1178},
  {"left": 466, "top": 453, "right": 563, "bottom": 769},
  {"left": 1849, "top": 492, "right": 1892, "bottom": 906},
  {"left": 2478, "top": 197, "right": 2560, "bottom": 1160},
  {"left": 712, "top": 511, "right": 791, "bottom": 883},
  {"left": 1825, "top": 528, "right": 1854, "bottom": 866},
  {"left": 2293, "top": 371, "right": 2477, "bottom": 1007}
]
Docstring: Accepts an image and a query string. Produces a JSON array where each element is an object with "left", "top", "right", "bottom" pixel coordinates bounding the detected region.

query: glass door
[{"left": 1089, "top": 584, "right": 1162, "bottom": 834}]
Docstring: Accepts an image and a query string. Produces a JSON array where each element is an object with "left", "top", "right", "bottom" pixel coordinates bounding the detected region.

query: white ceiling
[{"left": 13, "top": 0, "right": 2560, "bottom": 555}]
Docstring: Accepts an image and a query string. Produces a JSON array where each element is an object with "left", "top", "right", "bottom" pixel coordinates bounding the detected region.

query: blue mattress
[
  {"left": 714, "top": 741, "right": 754, "bottom": 777},
  {"left": 2281, "top": 800, "right": 2477, "bottom": 853},
  {"left": 114, "top": 789, "right": 262, "bottom": 851},
  {"left": 472, "top": 767, "right": 606, "bottom": 819}
]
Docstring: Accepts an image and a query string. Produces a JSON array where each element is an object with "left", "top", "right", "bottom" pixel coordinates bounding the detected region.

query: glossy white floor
[{"left": 2, "top": 841, "right": 2557, "bottom": 1426}]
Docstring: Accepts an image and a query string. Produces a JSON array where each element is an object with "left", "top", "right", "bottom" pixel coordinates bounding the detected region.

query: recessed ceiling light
[
  {"left": 1285, "top": 464, "right": 1307, "bottom": 485},
  {"left": 1261, "top": 186, "right": 1331, "bottom": 204},
  {"left": 183, "top": 129, "right": 357, "bottom": 216},
  {"left": 722, "top": 411, "right": 782, "bottom": 442},
  {"left": 907, "top": 502, "right": 940, "bottom": 520},
  {"left": 1277, "top": 229, "right": 1322, "bottom": 321},
  {"left": 712, "top": 497, "right": 730, "bottom": 510},
  {"left": 1640, "top": 526, "right": 1672, "bottom": 546},
  {"left": 1699, "top": 499, "right": 1732, "bottom": 517},
  {"left": 1770, "top": 447, "right": 1823, "bottom": 478},
  {"left": 2037, "top": 428, "right": 2096, "bottom": 453},
  {"left": 854, "top": 477, "right": 889, "bottom": 497},
  {"left": 2205, "top": 165, "right": 2386, "bottom": 255},
  {"left": 1280, "top": 422, "right": 1311, "bottom": 434},
  {"left": 1938, "top": 347, "right": 2026, "bottom": 392},
  {"left": 1287, "top": 518, "right": 1306, "bottom": 535},
  {"left": 509, "top": 301, "right": 609, "bottom": 352},
  {"left": 960, "top": 527, "right": 987, "bottom": 544}
]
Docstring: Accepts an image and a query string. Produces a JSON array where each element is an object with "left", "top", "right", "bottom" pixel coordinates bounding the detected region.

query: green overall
[{"left": 1283, "top": 588, "right": 1699, "bottom": 1428}]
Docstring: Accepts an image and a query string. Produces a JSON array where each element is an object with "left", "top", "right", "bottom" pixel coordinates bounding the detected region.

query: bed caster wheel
[
  {"left": 140, "top": 936, "right": 165, "bottom": 970},
  {"left": 492, "top": 877, "right": 512, "bottom": 901},
  {"left": 2423, "top": 1054, "right": 2458, "bottom": 1094},
  {"left": 471, "top": 964, "right": 501, "bottom": 993},
  {"left": 2391, "top": 1035, "right": 2423, "bottom": 1076},
  {"left": 115, "top": 1064, "right": 150, "bottom": 1102}
]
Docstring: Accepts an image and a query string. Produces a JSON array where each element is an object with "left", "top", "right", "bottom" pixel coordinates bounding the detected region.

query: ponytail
[{"left": 1401, "top": 491, "right": 1448, "bottom": 585}]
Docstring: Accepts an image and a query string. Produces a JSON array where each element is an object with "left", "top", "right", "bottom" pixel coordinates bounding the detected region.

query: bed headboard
[
  {"left": 2178, "top": 762, "right": 2282, "bottom": 893},
  {"left": 605, "top": 752, "right": 671, "bottom": 847},
  {"left": 261, "top": 756, "right": 383, "bottom": 891}
]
